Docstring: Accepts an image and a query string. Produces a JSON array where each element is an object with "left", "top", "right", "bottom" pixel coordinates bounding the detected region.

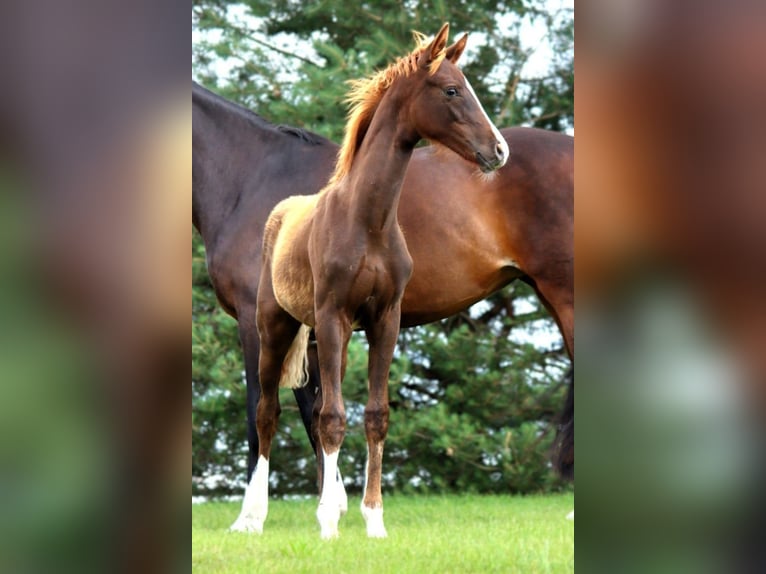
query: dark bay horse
[
  {"left": 192, "top": 56, "right": 572, "bottom": 531},
  {"left": 255, "top": 24, "right": 507, "bottom": 539}
]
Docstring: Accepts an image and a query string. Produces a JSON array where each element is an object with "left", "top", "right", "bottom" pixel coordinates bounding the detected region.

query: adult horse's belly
[
  {"left": 397, "top": 157, "right": 523, "bottom": 327},
  {"left": 400, "top": 261, "right": 522, "bottom": 327}
]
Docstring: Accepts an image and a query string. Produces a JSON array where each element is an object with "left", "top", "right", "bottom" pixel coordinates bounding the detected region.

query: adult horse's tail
[
  {"left": 279, "top": 324, "right": 311, "bottom": 389},
  {"left": 552, "top": 367, "right": 574, "bottom": 480}
]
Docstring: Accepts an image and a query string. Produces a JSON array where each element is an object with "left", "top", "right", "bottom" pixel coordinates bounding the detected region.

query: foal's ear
[
  {"left": 445, "top": 33, "right": 468, "bottom": 64},
  {"left": 420, "top": 23, "right": 450, "bottom": 70}
]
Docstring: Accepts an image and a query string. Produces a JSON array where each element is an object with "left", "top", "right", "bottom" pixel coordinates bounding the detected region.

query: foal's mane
[{"left": 328, "top": 33, "right": 447, "bottom": 186}]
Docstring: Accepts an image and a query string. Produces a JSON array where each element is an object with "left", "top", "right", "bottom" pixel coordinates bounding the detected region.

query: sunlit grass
[{"left": 193, "top": 493, "right": 574, "bottom": 573}]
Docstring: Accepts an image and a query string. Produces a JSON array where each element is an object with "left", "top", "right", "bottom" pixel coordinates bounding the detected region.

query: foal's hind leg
[
  {"left": 230, "top": 298, "right": 301, "bottom": 533},
  {"left": 361, "top": 304, "right": 400, "bottom": 538}
]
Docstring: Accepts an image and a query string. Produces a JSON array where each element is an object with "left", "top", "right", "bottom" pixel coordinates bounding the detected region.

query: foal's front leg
[
  {"left": 311, "top": 378, "right": 349, "bottom": 517},
  {"left": 314, "top": 309, "right": 352, "bottom": 539},
  {"left": 361, "top": 303, "right": 401, "bottom": 538}
]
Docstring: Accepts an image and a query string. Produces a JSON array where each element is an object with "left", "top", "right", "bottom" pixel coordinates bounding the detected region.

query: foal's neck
[{"left": 345, "top": 93, "right": 419, "bottom": 235}]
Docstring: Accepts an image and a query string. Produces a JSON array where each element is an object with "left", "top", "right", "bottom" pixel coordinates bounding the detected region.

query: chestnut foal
[{"left": 252, "top": 24, "right": 507, "bottom": 539}]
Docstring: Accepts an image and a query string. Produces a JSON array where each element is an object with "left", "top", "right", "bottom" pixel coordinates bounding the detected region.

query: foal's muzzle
[{"left": 476, "top": 141, "right": 508, "bottom": 172}]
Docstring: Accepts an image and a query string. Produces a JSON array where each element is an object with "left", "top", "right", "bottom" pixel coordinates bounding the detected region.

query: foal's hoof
[
  {"left": 229, "top": 515, "right": 264, "bottom": 534},
  {"left": 366, "top": 524, "right": 388, "bottom": 539},
  {"left": 317, "top": 503, "right": 341, "bottom": 540},
  {"left": 361, "top": 505, "right": 388, "bottom": 538},
  {"left": 320, "top": 525, "right": 340, "bottom": 540}
]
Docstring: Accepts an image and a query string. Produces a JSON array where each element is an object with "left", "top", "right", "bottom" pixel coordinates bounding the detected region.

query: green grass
[{"left": 193, "top": 493, "right": 574, "bottom": 573}]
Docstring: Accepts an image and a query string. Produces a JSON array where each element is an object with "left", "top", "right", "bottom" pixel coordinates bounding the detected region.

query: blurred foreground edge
[
  {"left": 576, "top": 1, "right": 766, "bottom": 573},
  {"left": 0, "top": 1, "right": 188, "bottom": 573}
]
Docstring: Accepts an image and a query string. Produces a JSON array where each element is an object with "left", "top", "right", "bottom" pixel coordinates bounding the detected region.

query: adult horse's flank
[
  {"left": 192, "top": 56, "right": 573, "bottom": 534},
  {"left": 255, "top": 24, "right": 507, "bottom": 539}
]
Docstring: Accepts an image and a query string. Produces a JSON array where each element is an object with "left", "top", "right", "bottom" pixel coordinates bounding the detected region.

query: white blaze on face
[{"left": 464, "top": 77, "right": 509, "bottom": 165}]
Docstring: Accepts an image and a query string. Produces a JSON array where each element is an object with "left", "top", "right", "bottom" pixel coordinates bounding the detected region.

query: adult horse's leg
[
  {"left": 361, "top": 304, "right": 400, "bottom": 538},
  {"left": 530, "top": 275, "right": 574, "bottom": 479},
  {"left": 531, "top": 276, "right": 574, "bottom": 359},
  {"left": 292, "top": 368, "right": 319, "bottom": 455},
  {"left": 230, "top": 295, "right": 301, "bottom": 533},
  {"left": 238, "top": 318, "right": 261, "bottom": 483},
  {"left": 314, "top": 309, "right": 351, "bottom": 539},
  {"left": 554, "top": 368, "right": 574, "bottom": 480}
]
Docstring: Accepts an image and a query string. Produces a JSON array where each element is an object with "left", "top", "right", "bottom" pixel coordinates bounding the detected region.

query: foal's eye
[{"left": 444, "top": 86, "right": 459, "bottom": 98}]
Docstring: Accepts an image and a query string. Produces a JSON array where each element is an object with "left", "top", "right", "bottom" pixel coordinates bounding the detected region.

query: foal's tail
[
  {"left": 279, "top": 324, "right": 311, "bottom": 389},
  {"left": 552, "top": 366, "right": 574, "bottom": 480}
]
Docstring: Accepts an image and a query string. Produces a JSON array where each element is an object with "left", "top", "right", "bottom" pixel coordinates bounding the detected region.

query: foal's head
[
  {"left": 402, "top": 23, "right": 509, "bottom": 173},
  {"left": 331, "top": 23, "right": 509, "bottom": 185}
]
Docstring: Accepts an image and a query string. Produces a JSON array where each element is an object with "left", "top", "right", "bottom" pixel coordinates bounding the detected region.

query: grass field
[{"left": 193, "top": 493, "right": 574, "bottom": 573}]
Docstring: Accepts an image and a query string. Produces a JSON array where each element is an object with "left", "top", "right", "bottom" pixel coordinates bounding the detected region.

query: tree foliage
[
  {"left": 192, "top": 0, "right": 573, "bottom": 496},
  {"left": 193, "top": 0, "right": 574, "bottom": 136}
]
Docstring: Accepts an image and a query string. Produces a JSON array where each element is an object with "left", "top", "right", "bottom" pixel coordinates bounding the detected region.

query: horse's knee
[
  {"left": 364, "top": 404, "right": 389, "bottom": 443},
  {"left": 318, "top": 405, "right": 346, "bottom": 452}
]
